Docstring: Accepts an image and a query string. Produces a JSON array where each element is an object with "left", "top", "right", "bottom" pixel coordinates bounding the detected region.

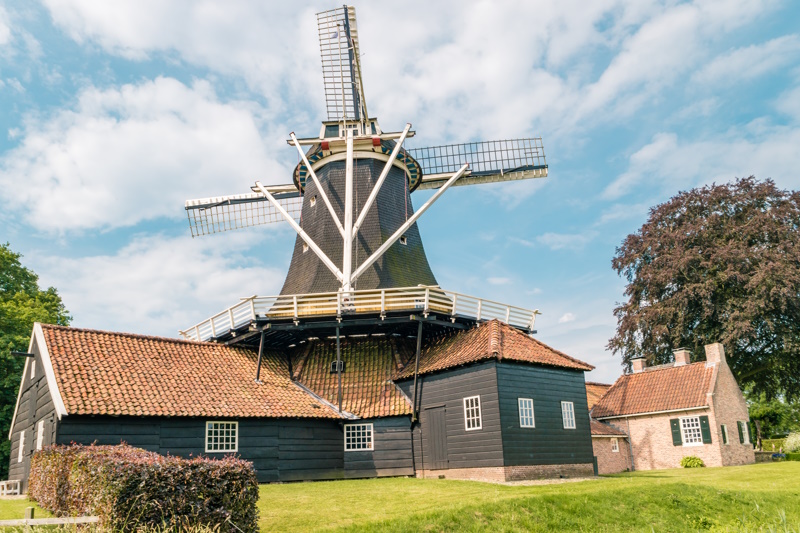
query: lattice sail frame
[
  {"left": 317, "top": 6, "right": 368, "bottom": 122},
  {"left": 409, "top": 138, "right": 545, "bottom": 176},
  {"left": 186, "top": 194, "right": 302, "bottom": 237}
]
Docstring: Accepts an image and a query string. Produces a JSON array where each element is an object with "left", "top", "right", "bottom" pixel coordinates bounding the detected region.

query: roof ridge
[
  {"left": 633, "top": 360, "right": 707, "bottom": 375},
  {"left": 489, "top": 319, "right": 502, "bottom": 358},
  {"left": 40, "top": 323, "right": 216, "bottom": 347},
  {"left": 503, "top": 323, "right": 595, "bottom": 370}
]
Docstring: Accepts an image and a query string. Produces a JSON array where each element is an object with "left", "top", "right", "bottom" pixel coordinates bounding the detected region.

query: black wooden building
[{"left": 8, "top": 319, "right": 594, "bottom": 490}]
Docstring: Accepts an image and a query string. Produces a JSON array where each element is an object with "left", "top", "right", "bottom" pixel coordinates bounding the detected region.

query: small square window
[
  {"left": 345, "top": 423, "right": 373, "bottom": 451},
  {"left": 611, "top": 438, "right": 619, "bottom": 453},
  {"left": 561, "top": 401, "right": 576, "bottom": 429},
  {"left": 680, "top": 417, "right": 703, "bottom": 446},
  {"left": 399, "top": 235, "right": 408, "bottom": 246},
  {"left": 205, "top": 421, "right": 238, "bottom": 453},
  {"left": 518, "top": 398, "right": 535, "bottom": 428},
  {"left": 464, "top": 396, "right": 482, "bottom": 431}
]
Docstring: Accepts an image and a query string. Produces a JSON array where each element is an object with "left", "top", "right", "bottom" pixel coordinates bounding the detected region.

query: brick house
[
  {"left": 586, "top": 382, "right": 632, "bottom": 474},
  {"left": 590, "top": 343, "right": 754, "bottom": 472}
]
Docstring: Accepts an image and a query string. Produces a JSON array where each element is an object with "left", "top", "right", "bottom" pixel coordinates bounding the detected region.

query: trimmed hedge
[
  {"left": 29, "top": 444, "right": 258, "bottom": 532},
  {"left": 786, "top": 453, "right": 800, "bottom": 461}
]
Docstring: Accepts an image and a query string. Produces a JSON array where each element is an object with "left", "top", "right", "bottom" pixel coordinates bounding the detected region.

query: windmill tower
[{"left": 184, "top": 6, "right": 548, "bottom": 299}]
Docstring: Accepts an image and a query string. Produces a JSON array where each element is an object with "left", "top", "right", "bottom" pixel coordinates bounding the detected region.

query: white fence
[{"left": 179, "top": 286, "right": 539, "bottom": 342}]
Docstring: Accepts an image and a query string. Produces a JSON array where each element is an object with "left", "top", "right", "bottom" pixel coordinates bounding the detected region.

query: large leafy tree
[
  {"left": 608, "top": 177, "right": 800, "bottom": 399},
  {"left": 0, "top": 243, "right": 70, "bottom": 479}
]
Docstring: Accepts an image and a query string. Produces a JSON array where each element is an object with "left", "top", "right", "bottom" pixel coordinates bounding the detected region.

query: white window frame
[
  {"left": 742, "top": 421, "right": 751, "bottom": 445},
  {"left": 680, "top": 416, "right": 703, "bottom": 446},
  {"left": 344, "top": 423, "right": 374, "bottom": 451},
  {"left": 30, "top": 360, "right": 35, "bottom": 380},
  {"left": 464, "top": 396, "right": 482, "bottom": 431},
  {"left": 561, "top": 401, "right": 576, "bottom": 429},
  {"left": 721, "top": 424, "right": 729, "bottom": 445},
  {"left": 36, "top": 420, "right": 44, "bottom": 451},
  {"left": 518, "top": 398, "right": 535, "bottom": 428},
  {"left": 205, "top": 421, "right": 238, "bottom": 453},
  {"left": 611, "top": 437, "right": 619, "bottom": 452},
  {"left": 17, "top": 431, "right": 25, "bottom": 463}
]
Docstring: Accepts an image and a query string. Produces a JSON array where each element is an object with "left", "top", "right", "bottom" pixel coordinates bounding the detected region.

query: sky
[{"left": 1, "top": 0, "right": 799, "bottom": 384}]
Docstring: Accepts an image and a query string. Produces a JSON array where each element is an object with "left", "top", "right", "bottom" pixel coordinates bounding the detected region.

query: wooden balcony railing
[{"left": 179, "top": 286, "right": 539, "bottom": 342}]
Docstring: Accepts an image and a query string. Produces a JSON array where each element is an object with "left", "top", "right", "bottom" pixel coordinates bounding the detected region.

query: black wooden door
[{"left": 426, "top": 407, "right": 448, "bottom": 470}]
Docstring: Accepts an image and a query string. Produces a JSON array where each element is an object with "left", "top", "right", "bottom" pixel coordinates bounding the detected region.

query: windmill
[{"left": 184, "top": 5, "right": 548, "bottom": 299}]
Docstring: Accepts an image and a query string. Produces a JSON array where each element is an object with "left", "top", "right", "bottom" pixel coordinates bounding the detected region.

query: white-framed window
[
  {"left": 518, "top": 398, "right": 535, "bottom": 428},
  {"left": 344, "top": 423, "right": 373, "bottom": 451},
  {"left": 741, "top": 421, "right": 751, "bottom": 444},
  {"left": 36, "top": 420, "right": 44, "bottom": 451},
  {"left": 561, "top": 401, "right": 576, "bottom": 429},
  {"left": 464, "top": 396, "right": 482, "bottom": 431},
  {"left": 721, "top": 424, "right": 729, "bottom": 445},
  {"left": 611, "top": 437, "right": 619, "bottom": 452},
  {"left": 17, "top": 431, "right": 25, "bottom": 463},
  {"left": 205, "top": 421, "right": 238, "bottom": 453},
  {"left": 680, "top": 416, "right": 703, "bottom": 446}
]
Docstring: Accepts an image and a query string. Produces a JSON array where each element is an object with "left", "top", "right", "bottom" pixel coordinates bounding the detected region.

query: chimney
[
  {"left": 673, "top": 348, "right": 691, "bottom": 366},
  {"left": 631, "top": 355, "right": 646, "bottom": 373},
  {"left": 704, "top": 343, "right": 726, "bottom": 365}
]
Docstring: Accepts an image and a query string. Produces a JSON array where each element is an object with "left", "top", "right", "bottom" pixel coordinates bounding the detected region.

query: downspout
[
  {"left": 626, "top": 417, "right": 635, "bottom": 472},
  {"left": 411, "top": 321, "right": 423, "bottom": 422},
  {"left": 336, "top": 325, "right": 343, "bottom": 413}
]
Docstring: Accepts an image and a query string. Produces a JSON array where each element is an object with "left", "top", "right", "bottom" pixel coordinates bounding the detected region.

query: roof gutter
[{"left": 594, "top": 405, "right": 708, "bottom": 420}]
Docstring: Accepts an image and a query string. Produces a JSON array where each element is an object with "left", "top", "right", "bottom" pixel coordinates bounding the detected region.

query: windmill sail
[
  {"left": 408, "top": 138, "right": 548, "bottom": 190},
  {"left": 185, "top": 191, "right": 301, "bottom": 237},
  {"left": 317, "top": 6, "right": 368, "bottom": 122}
]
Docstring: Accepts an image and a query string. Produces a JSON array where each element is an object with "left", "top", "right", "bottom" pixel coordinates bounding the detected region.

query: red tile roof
[
  {"left": 590, "top": 362, "right": 715, "bottom": 418},
  {"left": 293, "top": 337, "right": 412, "bottom": 419},
  {"left": 586, "top": 382, "right": 612, "bottom": 410},
  {"left": 394, "top": 319, "right": 593, "bottom": 379},
  {"left": 41, "top": 324, "right": 338, "bottom": 419},
  {"left": 590, "top": 419, "right": 627, "bottom": 436}
]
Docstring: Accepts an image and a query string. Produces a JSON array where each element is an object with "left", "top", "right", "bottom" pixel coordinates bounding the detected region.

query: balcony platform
[{"left": 179, "top": 286, "right": 539, "bottom": 347}]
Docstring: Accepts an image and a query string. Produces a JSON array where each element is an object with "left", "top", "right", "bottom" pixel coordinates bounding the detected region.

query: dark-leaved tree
[
  {"left": 608, "top": 177, "right": 800, "bottom": 399},
  {"left": 0, "top": 243, "right": 70, "bottom": 479}
]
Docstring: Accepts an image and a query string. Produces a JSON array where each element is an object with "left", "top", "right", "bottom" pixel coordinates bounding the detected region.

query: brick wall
[
  {"left": 592, "top": 437, "right": 631, "bottom": 474},
  {"left": 709, "top": 361, "right": 755, "bottom": 466},
  {"left": 416, "top": 463, "right": 594, "bottom": 482},
  {"left": 627, "top": 408, "right": 723, "bottom": 469}
]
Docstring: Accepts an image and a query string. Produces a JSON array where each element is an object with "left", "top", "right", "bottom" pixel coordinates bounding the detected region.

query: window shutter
[
  {"left": 737, "top": 421, "right": 744, "bottom": 443},
  {"left": 721, "top": 425, "right": 728, "bottom": 445},
  {"left": 699, "top": 415, "right": 712, "bottom": 444},
  {"left": 670, "top": 418, "right": 682, "bottom": 446}
]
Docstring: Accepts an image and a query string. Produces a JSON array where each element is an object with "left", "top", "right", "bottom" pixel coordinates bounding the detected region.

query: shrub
[
  {"left": 29, "top": 444, "right": 258, "bottom": 532},
  {"left": 784, "top": 432, "right": 800, "bottom": 453},
  {"left": 28, "top": 445, "right": 81, "bottom": 515},
  {"left": 680, "top": 456, "right": 705, "bottom": 468},
  {"left": 785, "top": 453, "right": 800, "bottom": 462}
]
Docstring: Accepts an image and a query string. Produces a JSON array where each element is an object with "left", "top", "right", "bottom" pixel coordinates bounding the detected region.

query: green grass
[
  {"left": 3, "top": 463, "right": 798, "bottom": 531},
  {"left": 0, "top": 497, "right": 50, "bottom": 520},
  {"left": 258, "top": 463, "right": 800, "bottom": 532}
]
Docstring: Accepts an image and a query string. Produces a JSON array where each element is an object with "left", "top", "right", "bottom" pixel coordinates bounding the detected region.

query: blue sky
[{"left": 1, "top": 0, "right": 799, "bottom": 383}]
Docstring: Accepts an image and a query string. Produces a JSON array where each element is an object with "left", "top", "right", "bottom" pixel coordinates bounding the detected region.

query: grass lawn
[
  {"left": 2, "top": 463, "right": 797, "bottom": 531},
  {"left": 258, "top": 462, "right": 800, "bottom": 532}
]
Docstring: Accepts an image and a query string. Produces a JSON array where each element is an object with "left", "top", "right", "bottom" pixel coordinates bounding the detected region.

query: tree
[
  {"left": 0, "top": 243, "right": 70, "bottom": 479},
  {"left": 746, "top": 391, "right": 800, "bottom": 449},
  {"left": 608, "top": 177, "right": 800, "bottom": 399}
]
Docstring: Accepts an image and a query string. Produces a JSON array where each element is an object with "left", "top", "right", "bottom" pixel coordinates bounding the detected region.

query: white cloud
[
  {"left": 0, "top": 77, "right": 286, "bottom": 232},
  {"left": 536, "top": 231, "right": 598, "bottom": 251},
  {"left": 692, "top": 35, "right": 800, "bottom": 86},
  {"left": 0, "top": 6, "right": 11, "bottom": 46},
  {"left": 487, "top": 277, "right": 510, "bottom": 285},
  {"left": 605, "top": 126, "right": 800, "bottom": 199},
  {"left": 776, "top": 86, "right": 800, "bottom": 122},
  {"left": 558, "top": 312, "right": 576, "bottom": 323},
  {"left": 30, "top": 232, "right": 285, "bottom": 337}
]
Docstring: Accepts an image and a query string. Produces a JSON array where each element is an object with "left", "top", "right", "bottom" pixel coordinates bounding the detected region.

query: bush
[
  {"left": 28, "top": 445, "right": 81, "bottom": 514},
  {"left": 680, "top": 456, "right": 705, "bottom": 468},
  {"left": 29, "top": 444, "right": 258, "bottom": 532},
  {"left": 784, "top": 432, "right": 800, "bottom": 453},
  {"left": 785, "top": 453, "right": 800, "bottom": 462}
]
